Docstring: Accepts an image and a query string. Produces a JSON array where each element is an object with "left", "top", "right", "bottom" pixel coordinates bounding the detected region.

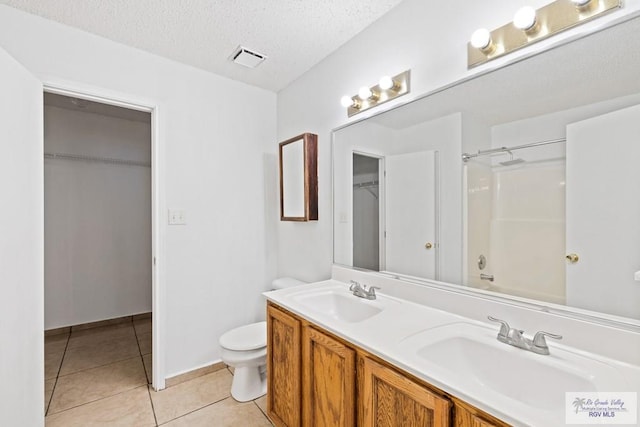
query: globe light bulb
[
  {"left": 470, "top": 28, "right": 492, "bottom": 50},
  {"left": 379, "top": 76, "right": 395, "bottom": 90},
  {"left": 513, "top": 6, "right": 537, "bottom": 31},
  {"left": 340, "top": 95, "right": 354, "bottom": 108},
  {"left": 358, "top": 86, "right": 373, "bottom": 100},
  {"left": 570, "top": 0, "right": 591, "bottom": 5}
]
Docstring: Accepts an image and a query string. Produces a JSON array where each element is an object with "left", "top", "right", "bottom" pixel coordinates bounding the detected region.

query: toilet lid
[{"left": 219, "top": 321, "right": 266, "bottom": 351}]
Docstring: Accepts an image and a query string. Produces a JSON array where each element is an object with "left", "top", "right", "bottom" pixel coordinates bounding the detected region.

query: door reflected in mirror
[{"left": 334, "top": 121, "right": 441, "bottom": 282}]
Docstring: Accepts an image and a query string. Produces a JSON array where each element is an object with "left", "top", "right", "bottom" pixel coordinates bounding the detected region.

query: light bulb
[
  {"left": 470, "top": 28, "right": 492, "bottom": 50},
  {"left": 358, "top": 86, "right": 373, "bottom": 100},
  {"left": 340, "top": 95, "right": 354, "bottom": 108},
  {"left": 570, "top": 0, "right": 591, "bottom": 5},
  {"left": 513, "top": 6, "right": 537, "bottom": 31},
  {"left": 379, "top": 76, "right": 394, "bottom": 90}
]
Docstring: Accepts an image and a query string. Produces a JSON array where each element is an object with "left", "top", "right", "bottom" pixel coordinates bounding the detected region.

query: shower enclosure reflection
[{"left": 465, "top": 140, "right": 567, "bottom": 304}]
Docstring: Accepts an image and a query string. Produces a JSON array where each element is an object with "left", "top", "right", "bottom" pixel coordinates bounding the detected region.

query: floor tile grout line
[
  {"left": 146, "top": 384, "right": 159, "bottom": 426},
  {"left": 134, "top": 317, "right": 158, "bottom": 426},
  {"left": 155, "top": 395, "right": 233, "bottom": 426},
  {"left": 46, "top": 384, "right": 151, "bottom": 418},
  {"left": 253, "top": 399, "right": 272, "bottom": 424},
  {"left": 45, "top": 332, "right": 71, "bottom": 417},
  {"left": 56, "top": 352, "right": 143, "bottom": 379}
]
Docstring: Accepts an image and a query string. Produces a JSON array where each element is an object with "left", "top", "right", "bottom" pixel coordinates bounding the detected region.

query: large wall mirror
[{"left": 333, "top": 14, "right": 640, "bottom": 324}]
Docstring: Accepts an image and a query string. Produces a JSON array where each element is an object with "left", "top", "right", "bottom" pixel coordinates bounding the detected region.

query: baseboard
[
  {"left": 44, "top": 312, "right": 152, "bottom": 335},
  {"left": 165, "top": 360, "right": 228, "bottom": 388}
]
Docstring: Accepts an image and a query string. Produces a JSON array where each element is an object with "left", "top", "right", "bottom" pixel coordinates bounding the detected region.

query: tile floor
[{"left": 45, "top": 317, "right": 273, "bottom": 426}]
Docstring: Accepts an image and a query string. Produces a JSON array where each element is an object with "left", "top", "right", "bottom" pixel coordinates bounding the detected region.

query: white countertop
[{"left": 265, "top": 279, "right": 640, "bottom": 427}]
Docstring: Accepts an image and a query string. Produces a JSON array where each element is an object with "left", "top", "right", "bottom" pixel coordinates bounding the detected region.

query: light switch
[
  {"left": 168, "top": 209, "right": 186, "bottom": 225},
  {"left": 635, "top": 271, "right": 640, "bottom": 282}
]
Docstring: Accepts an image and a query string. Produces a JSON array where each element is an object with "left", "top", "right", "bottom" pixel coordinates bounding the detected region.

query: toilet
[{"left": 219, "top": 277, "right": 306, "bottom": 402}]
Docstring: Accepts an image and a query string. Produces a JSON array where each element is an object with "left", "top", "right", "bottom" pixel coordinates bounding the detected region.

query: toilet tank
[{"left": 272, "top": 277, "right": 306, "bottom": 290}]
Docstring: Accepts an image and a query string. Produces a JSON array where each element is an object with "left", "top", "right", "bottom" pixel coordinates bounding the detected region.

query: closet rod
[
  {"left": 461, "top": 137, "right": 566, "bottom": 162},
  {"left": 44, "top": 152, "right": 151, "bottom": 168},
  {"left": 353, "top": 180, "right": 379, "bottom": 188}
]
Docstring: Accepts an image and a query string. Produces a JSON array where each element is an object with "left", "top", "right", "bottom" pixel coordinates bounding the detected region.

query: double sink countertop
[{"left": 265, "top": 279, "right": 640, "bottom": 427}]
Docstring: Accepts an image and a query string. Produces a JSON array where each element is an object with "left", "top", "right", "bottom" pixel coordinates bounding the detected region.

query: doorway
[
  {"left": 43, "top": 92, "right": 155, "bottom": 416},
  {"left": 352, "top": 152, "right": 384, "bottom": 271}
]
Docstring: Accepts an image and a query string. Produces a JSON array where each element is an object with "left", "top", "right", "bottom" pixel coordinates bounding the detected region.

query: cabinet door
[
  {"left": 267, "top": 304, "right": 302, "bottom": 427},
  {"left": 360, "top": 356, "right": 450, "bottom": 427},
  {"left": 302, "top": 326, "right": 356, "bottom": 427},
  {"left": 454, "top": 400, "right": 511, "bottom": 427}
]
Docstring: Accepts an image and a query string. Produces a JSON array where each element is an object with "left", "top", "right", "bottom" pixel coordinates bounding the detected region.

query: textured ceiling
[{"left": 1, "top": 0, "right": 403, "bottom": 92}]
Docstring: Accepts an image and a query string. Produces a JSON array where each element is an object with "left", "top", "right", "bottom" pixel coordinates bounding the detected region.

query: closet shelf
[{"left": 44, "top": 152, "right": 151, "bottom": 168}]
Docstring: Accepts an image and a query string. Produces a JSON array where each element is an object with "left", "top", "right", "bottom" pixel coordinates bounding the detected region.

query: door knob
[
  {"left": 425, "top": 242, "right": 433, "bottom": 249},
  {"left": 566, "top": 253, "right": 579, "bottom": 263}
]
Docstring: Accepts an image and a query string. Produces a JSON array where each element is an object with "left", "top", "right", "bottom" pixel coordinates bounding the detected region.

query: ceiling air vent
[{"left": 230, "top": 46, "right": 267, "bottom": 68}]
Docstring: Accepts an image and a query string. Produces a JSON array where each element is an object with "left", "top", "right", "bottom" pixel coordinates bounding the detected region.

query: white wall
[
  {"left": 0, "top": 46, "right": 44, "bottom": 427},
  {"left": 0, "top": 5, "right": 277, "bottom": 380},
  {"left": 275, "top": 0, "right": 639, "bottom": 283},
  {"left": 44, "top": 105, "right": 152, "bottom": 329}
]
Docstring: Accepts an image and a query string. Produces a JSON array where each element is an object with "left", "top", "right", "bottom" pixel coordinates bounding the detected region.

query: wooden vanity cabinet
[{"left": 266, "top": 302, "right": 510, "bottom": 427}]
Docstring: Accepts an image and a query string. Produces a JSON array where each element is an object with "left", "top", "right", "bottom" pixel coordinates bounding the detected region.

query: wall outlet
[{"left": 168, "top": 209, "right": 186, "bottom": 225}]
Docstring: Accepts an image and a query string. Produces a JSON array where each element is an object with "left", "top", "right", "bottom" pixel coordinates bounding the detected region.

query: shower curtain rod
[
  {"left": 44, "top": 152, "right": 151, "bottom": 168},
  {"left": 461, "top": 137, "right": 566, "bottom": 162}
]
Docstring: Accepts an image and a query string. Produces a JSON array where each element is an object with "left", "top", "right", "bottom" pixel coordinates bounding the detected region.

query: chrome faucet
[
  {"left": 349, "top": 280, "right": 381, "bottom": 300},
  {"left": 488, "top": 316, "right": 562, "bottom": 355}
]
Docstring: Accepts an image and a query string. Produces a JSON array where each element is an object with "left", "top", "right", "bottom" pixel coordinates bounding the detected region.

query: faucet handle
[
  {"left": 349, "top": 280, "right": 361, "bottom": 291},
  {"left": 487, "top": 316, "right": 510, "bottom": 339},
  {"left": 364, "top": 286, "right": 381, "bottom": 297},
  {"left": 533, "top": 331, "right": 562, "bottom": 348}
]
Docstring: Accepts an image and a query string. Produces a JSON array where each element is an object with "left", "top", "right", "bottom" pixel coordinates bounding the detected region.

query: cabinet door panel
[
  {"left": 267, "top": 304, "right": 302, "bottom": 427},
  {"left": 454, "top": 400, "right": 511, "bottom": 427},
  {"left": 302, "top": 327, "right": 356, "bottom": 427},
  {"left": 361, "top": 356, "right": 450, "bottom": 427}
]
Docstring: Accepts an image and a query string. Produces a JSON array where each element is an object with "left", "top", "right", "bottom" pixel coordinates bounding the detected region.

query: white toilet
[{"left": 219, "top": 277, "right": 306, "bottom": 402}]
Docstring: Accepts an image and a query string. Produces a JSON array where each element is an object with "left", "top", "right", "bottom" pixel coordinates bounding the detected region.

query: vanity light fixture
[
  {"left": 468, "top": 0, "right": 622, "bottom": 68},
  {"left": 341, "top": 70, "right": 411, "bottom": 117},
  {"left": 470, "top": 28, "right": 494, "bottom": 52},
  {"left": 513, "top": 6, "right": 538, "bottom": 32}
]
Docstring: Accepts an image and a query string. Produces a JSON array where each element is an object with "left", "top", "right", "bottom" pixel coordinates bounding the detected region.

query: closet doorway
[{"left": 43, "top": 92, "right": 155, "bottom": 416}]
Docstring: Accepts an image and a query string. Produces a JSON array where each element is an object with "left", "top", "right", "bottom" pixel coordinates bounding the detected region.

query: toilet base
[{"left": 230, "top": 365, "right": 267, "bottom": 402}]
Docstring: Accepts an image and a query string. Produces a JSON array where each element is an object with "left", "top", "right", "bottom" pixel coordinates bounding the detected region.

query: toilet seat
[{"left": 219, "top": 321, "right": 266, "bottom": 351}]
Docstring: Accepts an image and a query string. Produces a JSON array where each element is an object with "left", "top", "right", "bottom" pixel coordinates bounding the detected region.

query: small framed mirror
[{"left": 279, "top": 133, "right": 318, "bottom": 221}]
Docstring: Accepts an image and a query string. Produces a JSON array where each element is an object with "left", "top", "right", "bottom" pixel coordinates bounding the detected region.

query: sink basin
[
  {"left": 399, "top": 322, "right": 627, "bottom": 414},
  {"left": 290, "top": 288, "right": 389, "bottom": 323}
]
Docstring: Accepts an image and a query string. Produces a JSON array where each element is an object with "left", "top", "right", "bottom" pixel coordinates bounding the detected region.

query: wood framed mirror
[{"left": 279, "top": 133, "right": 318, "bottom": 221}]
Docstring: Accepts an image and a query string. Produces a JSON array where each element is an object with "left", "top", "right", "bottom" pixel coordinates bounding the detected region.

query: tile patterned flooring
[{"left": 45, "top": 317, "right": 272, "bottom": 426}]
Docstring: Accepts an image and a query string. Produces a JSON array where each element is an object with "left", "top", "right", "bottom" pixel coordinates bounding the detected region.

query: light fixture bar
[
  {"left": 468, "top": 0, "right": 622, "bottom": 68},
  {"left": 345, "top": 70, "right": 411, "bottom": 118}
]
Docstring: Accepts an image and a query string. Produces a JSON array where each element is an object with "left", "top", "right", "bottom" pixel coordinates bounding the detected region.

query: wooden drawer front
[
  {"left": 267, "top": 305, "right": 302, "bottom": 427},
  {"left": 361, "top": 356, "right": 450, "bottom": 427},
  {"left": 302, "top": 327, "right": 356, "bottom": 427}
]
